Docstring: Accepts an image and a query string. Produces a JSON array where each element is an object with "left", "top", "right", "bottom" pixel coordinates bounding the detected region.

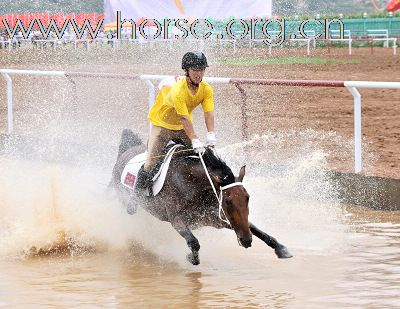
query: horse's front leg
[
  {"left": 171, "top": 217, "right": 200, "bottom": 265},
  {"left": 249, "top": 222, "right": 293, "bottom": 259}
]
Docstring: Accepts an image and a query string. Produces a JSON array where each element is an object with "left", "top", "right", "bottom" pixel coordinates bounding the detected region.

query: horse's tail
[{"left": 117, "top": 129, "right": 143, "bottom": 159}]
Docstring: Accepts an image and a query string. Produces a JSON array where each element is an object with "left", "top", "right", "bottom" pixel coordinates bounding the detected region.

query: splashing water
[
  {"left": 0, "top": 157, "right": 198, "bottom": 263},
  {"left": 0, "top": 130, "right": 348, "bottom": 263},
  {"left": 0, "top": 158, "right": 129, "bottom": 257},
  {"left": 219, "top": 131, "right": 348, "bottom": 253}
]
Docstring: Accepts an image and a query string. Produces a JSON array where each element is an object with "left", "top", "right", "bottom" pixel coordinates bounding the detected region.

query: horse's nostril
[{"left": 240, "top": 238, "right": 252, "bottom": 248}]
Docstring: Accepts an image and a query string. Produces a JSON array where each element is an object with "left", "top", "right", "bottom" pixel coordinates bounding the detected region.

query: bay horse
[{"left": 110, "top": 129, "right": 292, "bottom": 265}]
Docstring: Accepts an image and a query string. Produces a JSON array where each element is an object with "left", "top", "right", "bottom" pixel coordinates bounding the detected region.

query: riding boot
[{"left": 135, "top": 166, "right": 153, "bottom": 196}]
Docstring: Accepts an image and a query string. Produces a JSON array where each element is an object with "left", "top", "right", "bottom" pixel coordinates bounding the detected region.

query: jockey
[{"left": 136, "top": 51, "right": 216, "bottom": 192}]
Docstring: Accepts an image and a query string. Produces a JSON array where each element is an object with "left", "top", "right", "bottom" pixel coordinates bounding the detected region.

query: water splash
[
  {"left": 219, "top": 131, "right": 348, "bottom": 252},
  {"left": 0, "top": 130, "right": 349, "bottom": 262}
]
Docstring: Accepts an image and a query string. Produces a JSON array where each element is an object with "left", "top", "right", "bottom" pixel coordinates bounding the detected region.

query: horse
[{"left": 110, "top": 129, "right": 292, "bottom": 265}]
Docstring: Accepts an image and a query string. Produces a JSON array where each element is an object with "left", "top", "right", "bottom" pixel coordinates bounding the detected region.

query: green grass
[{"left": 217, "top": 56, "right": 361, "bottom": 66}]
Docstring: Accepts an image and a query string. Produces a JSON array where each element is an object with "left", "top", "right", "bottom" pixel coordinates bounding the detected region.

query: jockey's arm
[
  {"left": 204, "top": 111, "right": 215, "bottom": 132},
  {"left": 178, "top": 115, "right": 198, "bottom": 141}
]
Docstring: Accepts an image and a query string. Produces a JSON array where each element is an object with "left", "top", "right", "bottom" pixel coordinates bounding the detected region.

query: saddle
[{"left": 120, "top": 141, "right": 185, "bottom": 196}]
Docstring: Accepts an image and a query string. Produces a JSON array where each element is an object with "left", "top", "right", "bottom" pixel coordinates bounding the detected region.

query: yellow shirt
[{"left": 148, "top": 78, "right": 214, "bottom": 130}]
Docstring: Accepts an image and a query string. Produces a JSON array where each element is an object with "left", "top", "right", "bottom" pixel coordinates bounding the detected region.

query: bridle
[{"left": 198, "top": 153, "right": 243, "bottom": 226}]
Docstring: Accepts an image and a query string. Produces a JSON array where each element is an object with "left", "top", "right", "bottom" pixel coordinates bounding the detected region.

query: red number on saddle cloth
[{"left": 124, "top": 172, "right": 136, "bottom": 188}]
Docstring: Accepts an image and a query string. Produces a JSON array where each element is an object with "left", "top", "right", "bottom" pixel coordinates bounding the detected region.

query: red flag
[
  {"left": 26, "top": 13, "right": 33, "bottom": 26},
  {"left": 11, "top": 14, "right": 16, "bottom": 27},
  {"left": 24, "top": 14, "right": 32, "bottom": 27},
  {"left": 97, "top": 13, "right": 104, "bottom": 22},
  {"left": 30, "top": 13, "right": 40, "bottom": 24},
  {"left": 65, "top": 13, "right": 75, "bottom": 25},
  {"left": 26, "top": 13, "right": 35, "bottom": 26},
  {"left": 4, "top": 14, "right": 15, "bottom": 27},
  {"left": 0, "top": 15, "right": 3, "bottom": 28},
  {"left": 75, "top": 13, "right": 85, "bottom": 26},
  {"left": 38, "top": 13, "right": 49, "bottom": 26},
  {"left": 14, "top": 14, "right": 26, "bottom": 27},
  {"left": 50, "top": 12, "right": 65, "bottom": 26},
  {"left": 11, "top": 14, "right": 20, "bottom": 27},
  {"left": 85, "top": 12, "right": 96, "bottom": 25},
  {"left": 386, "top": 0, "right": 400, "bottom": 11}
]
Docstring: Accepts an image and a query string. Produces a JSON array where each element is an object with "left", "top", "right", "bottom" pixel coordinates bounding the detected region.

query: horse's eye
[{"left": 225, "top": 197, "right": 232, "bottom": 205}]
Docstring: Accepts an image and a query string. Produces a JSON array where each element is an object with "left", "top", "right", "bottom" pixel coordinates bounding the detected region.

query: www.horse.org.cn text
[
  {"left": 114, "top": 16, "right": 345, "bottom": 46},
  {"left": 2, "top": 10, "right": 345, "bottom": 47}
]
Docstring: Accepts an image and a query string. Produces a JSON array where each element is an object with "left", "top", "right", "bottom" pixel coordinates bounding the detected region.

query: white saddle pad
[
  {"left": 120, "top": 151, "right": 147, "bottom": 189},
  {"left": 120, "top": 144, "right": 183, "bottom": 196}
]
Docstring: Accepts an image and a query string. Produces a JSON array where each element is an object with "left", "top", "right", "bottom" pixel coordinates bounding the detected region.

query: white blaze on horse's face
[{"left": 222, "top": 186, "right": 252, "bottom": 248}]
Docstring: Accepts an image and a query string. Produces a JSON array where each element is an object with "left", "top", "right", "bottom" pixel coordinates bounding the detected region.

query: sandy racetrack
[{"left": 0, "top": 45, "right": 399, "bottom": 178}]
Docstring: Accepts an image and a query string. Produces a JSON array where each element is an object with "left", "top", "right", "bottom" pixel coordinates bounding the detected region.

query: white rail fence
[{"left": 1, "top": 68, "right": 400, "bottom": 173}]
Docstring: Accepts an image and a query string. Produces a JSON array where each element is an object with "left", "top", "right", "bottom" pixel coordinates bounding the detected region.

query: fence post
[
  {"left": 346, "top": 86, "right": 362, "bottom": 173},
  {"left": 349, "top": 39, "right": 352, "bottom": 55},
  {"left": 1, "top": 73, "right": 13, "bottom": 134},
  {"left": 232, "top": 83, "right": 249, "bottom": 141}
]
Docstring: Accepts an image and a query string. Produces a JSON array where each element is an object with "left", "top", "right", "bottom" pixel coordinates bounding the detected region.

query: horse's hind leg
[
  {"left": 171, "top": 217, "right": 200, "bottom": 265},
  {"left": 249, "top": 222, "right": 293, "bottom": 259}
]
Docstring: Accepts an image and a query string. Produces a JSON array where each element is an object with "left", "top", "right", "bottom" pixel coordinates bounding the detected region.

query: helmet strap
[{"left": 186, "top": 70, "right": 200, "bottom": 87}]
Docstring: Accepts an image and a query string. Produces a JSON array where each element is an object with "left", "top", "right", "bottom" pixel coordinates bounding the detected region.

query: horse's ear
[
  {"left": 237, "top": 165, "right": 246, "bottom": 182},
  {"left": 211, "top": 174, "right": 221, "bottom": 185}
]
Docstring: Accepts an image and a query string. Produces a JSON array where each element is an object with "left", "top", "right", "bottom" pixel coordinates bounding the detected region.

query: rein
[
  {"left": 198, "top": 153, "right": 242, "bottom": 226},
  {"left": 130, "top": 144, "right": 241, "bottom": 225},
  {"left": 134, "top": 148, "right": 194, "bottom": 164}
]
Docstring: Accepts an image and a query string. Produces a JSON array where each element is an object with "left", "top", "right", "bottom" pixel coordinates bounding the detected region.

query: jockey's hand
[
  {"left": 206, "top": 131, "right": 216, "bottom": 147},
  {"left": 191, "top": 138, "right": 205, "bottom": 154}
]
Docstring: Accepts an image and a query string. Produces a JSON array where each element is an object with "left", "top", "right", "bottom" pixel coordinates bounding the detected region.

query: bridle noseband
[{"left": 218, "top": 182, "right": 244, "bottom": 225}]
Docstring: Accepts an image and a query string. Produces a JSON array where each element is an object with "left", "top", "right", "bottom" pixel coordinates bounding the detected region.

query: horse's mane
[
  {"left": 168, "top": 139, "right": 235, "bottom": 186},
  {"left": 191, "top": 148, "right": 235, "bottom": 187},
  {"left": 202, "top": 148, "right": 235, "bottom": 185}
]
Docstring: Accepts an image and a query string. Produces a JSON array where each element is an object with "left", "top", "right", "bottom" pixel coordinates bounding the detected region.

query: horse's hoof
[
  {"left": 186, "top": 252, "right": 200, "bottom": 265},
  {"left": 275, "top": 246, "right": 293, "bottom": 259}
]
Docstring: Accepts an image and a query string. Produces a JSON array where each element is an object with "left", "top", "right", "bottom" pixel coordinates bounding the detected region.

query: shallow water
[
  {"left": 1, "top": 156, "right": 399, "bottom": 308},
  {"left": 0, "top": 207, "right": 399, "bottom": 308}
]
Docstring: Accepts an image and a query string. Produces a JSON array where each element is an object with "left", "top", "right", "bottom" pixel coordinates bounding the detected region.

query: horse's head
[{"left": 214, "top": 166, "right": 253, "bottom": 248}]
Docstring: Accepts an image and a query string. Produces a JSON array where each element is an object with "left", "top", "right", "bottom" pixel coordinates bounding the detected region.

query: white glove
[
  {"left": 206, "top": 131, "right": 216, "bottom": 147},
  {"left": 191, "top": 138, "right": 205, "bottom": 154}
]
